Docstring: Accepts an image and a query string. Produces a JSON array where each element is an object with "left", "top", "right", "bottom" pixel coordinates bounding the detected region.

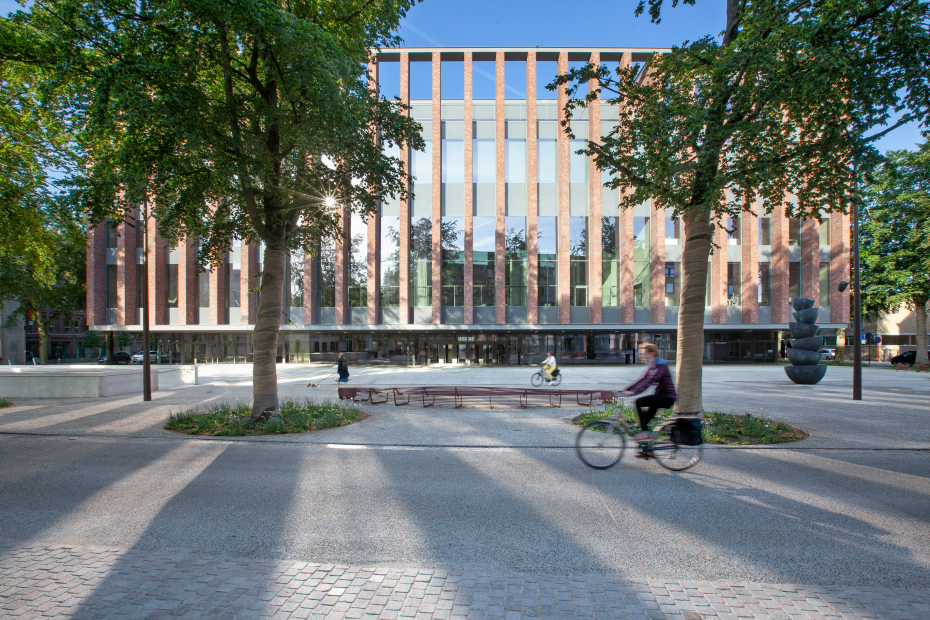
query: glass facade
[
  {"left": 537, "top": 216, "right": 557, "bottom": 306},
  {"left": 473, "top": 216, "right": 495, "bottom": 306}
]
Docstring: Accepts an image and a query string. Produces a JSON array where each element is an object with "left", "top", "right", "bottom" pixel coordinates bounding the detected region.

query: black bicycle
[{"left": 575, "top": 400, "right": 704, "bottom": 471}]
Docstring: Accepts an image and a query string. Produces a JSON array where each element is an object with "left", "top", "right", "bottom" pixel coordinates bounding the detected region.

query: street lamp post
[{"left": 142, "top": 200, "right": 151, "bottom": 402}]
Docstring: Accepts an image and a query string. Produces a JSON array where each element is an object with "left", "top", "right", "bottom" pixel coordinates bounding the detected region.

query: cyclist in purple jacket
[{"left": 621, "top": 343, "right": 678, "bottom": 442}]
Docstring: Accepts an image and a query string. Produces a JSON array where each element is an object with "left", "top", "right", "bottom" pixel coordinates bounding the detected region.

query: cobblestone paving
[{"left": 1, "top": 544, "right": 927, "bottom": 620}]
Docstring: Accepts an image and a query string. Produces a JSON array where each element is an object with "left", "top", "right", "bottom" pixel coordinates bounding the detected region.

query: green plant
[
  {"left": 0, "top": 398, "right": 11, "bottom": 408},
  {"left": 164, "top": 399, "right": 362, "bottom": 436}
]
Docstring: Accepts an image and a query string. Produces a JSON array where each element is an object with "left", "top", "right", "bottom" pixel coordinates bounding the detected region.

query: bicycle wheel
[
  {"left": 531, "top": 372, "right": 544, "bottom": 387},
  {"left": 576, "top": 421, "right": 626, "bottom": 469},
  {"left": 649, "top": 423, "right": 702, "bottom": 471},
  {"left": 550, "top": 372, "right": 563, "bottom": 386}
]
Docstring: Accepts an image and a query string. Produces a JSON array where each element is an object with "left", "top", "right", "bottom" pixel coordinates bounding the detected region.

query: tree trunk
[
  {"left": 35, "top": 310, "right": 48, "bottom": 365},
  {"left": 674, "top": 207, "right": 714, "bottom": 414},
  {"left": 915, "top": 299, "right": 929, "bottom": 366},
  {"left": 251, "top": 245, "right": 287, "bottom": 420},
  {"left": 835, "top": 327, "right": 846, "bottom": 363}
]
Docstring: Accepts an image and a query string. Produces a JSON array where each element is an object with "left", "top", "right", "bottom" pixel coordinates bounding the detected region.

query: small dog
[{"left": 306, "top": 383, "right": 319, "bottom": 388}]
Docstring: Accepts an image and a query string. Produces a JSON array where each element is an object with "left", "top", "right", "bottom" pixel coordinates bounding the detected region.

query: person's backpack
[{"left": 671, "top": 418, "right": 703, "bottom": 446}]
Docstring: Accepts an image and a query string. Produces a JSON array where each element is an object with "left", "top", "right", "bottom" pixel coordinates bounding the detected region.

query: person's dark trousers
[{"left": 635, "top": 394, "right": 676, "bottom": 431}]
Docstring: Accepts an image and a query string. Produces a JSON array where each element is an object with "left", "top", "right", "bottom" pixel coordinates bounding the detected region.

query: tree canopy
[
  {"left": 555, "top": 0, "right": 930, "bottom": 410},
  {"left": 860, "top": 143, "right": 930, "bottom": 365}
]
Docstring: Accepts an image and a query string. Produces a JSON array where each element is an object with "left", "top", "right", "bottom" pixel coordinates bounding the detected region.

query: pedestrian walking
[{"left": 336, "top": 354, "right": 350, "bottom": 384}]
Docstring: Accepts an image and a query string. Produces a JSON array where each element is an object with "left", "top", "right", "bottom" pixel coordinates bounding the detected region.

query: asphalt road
[{"left": 2, "top": 432, "right": 928, "bottom": 589}]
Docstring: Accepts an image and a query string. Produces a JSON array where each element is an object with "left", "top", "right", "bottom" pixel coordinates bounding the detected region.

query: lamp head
[{"left": 838, "top": 281, "right": 850, "bottom": 293}]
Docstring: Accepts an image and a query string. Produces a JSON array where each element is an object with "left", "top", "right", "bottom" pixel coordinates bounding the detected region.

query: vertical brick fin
[
  {"left": 712, "top": 218, "right": 728, "bottom": 324},
  {"left": 557, "top": 52, "right": 571, "bottom": 324},
  {"left": 367, "top": 214, "right": 378, "bottom": 324},
  {"left": 209, "top": 254, "right": 226, "bottom": 325},
  {"left": 831, "top": 210, "right": 849, "bottom": 324},
  {"left": 800, "top": 217, "right": 819, "bottom": 303},
  {"left": 145, "top": 213, "right": 165, "bottom": 325},
  {"left": 86, "top": 222, "right": 107, "bottom": 326},
  {"left": 588, "top": 52, "right": 602, "bottom": 325},
  {"left": 431, "top": 51, "right": 442, "bottom": 325},
  {"left": 334, "top": 210, "right": 347, "bottom": 325},
  {"left": 495, "top": 51, "right": 506, "bottom": 325},
  {"left": 464, "top": 51, "right": 474, "bottom": 325},
  {"left": 302, "top": 246, "right": 315, "bottom": 325},
  {"left": 367, "top": 58, "right": 380, "bottom": 326},
  {"left": 619, "top": 209, "right": 634, "bottom": 324},
  {"left": 178, "top": 237, "right": 197, "bottom": 325},
  {"left": 651, "top": 200, "right": 665, "bottom": 324},
  {"left": 398, "top": 52, "right": 410, "bottom": 324},
  {"left": 742, "top": 200, "right": 759, "bottom": 324},
  {"left": 618, "top": 53, "right": 634, "bottom": 326},
  {"left": 771, "top": 206, "right": 789, "bottom": 323},
  {"left": 526, "top": 52, "right": 539, "bottom": 324},
  {"left": 116, "top": 218, "right": 136, "bottom": 324}
]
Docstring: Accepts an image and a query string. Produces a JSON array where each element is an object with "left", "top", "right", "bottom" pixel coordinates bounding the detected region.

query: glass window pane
[
  {"left": 788, "top": 262, "right": 800, "bottom": 299},
  {"left": 380, "top": 216, "right": 400, "bottom": 307},
  {"left": 411, "top": 140, "right": 432, "bottom": 184},
  {"left": 537, "top": 216, "right": 557, "bottom": 257},
  {"left": 789, "top": 218, "right": 800, "bottom": 245},
  {"left": 633, "top": 216, "right": 650, "bottom": 261},
  {"left": 505, "top": 140, "right": 526, "bottom": 183},
  {"left": 227, "top": 265, "right": 241, "bottom": 308},
  {"left": 442, "top": 140, "right": 464, "bottom": 183},
  {"left": 602, "top": 260, "right": 619, "bottom": 307},
  {"left": 759, "top": 217, "right": 772, "bottom": 245},
  {"left": 820, "top": 262, "right": 830, "bottom": 307},
  {"left": 166, "top": 264, "right": 178, "bottom": 308},
  {"left": 569, "top": 217, "right": 587, "bottom": 259},
  {"left": 728, "top": 217, "right": 741, "bottom": 245},
  {"left": 107, "top": 264, "right": 117, "bottom": 309},
  {"left": 318, "top": 238, "right": 336, "bottom": 308},
  {"left": 634, "top": 261, "right": 650, "bottom": 307},
  {"left": 759, "top": 263, "right": 771, "bottom": 306},
  {"left": 473, "top": 216, "right": 496, "bottom": 254},
  {"left": 537, "top": 140, "right": 556, "bottom": 183},
  {"left": 474, "top": 139, "right": 495, "bottom": 183},
  {"left": 819, "top": 220, "right": 830, "bottom": 245},
  {"left": 602, "top": 217, "right": 618, "bottom": 260},
  {"left": 727, "top": 262, "right": 741, "bottom": 305},
  {"left": 569, "top": 140, "right": 587, "bottom": 183},
  {"left": 665, "top": 262, "right": 680, "bottom": 306},
  {"left": 504, "top": 217, "right": 526, "bottom": 260},
  {"left": 665, "top": 216, "right": 680, "bottom": 243},
  {"left": 197, "top": 271, "right": 209, "bottom": 308}
]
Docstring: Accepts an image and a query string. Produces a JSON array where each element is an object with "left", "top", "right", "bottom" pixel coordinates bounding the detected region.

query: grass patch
[
  {"left": 165, "top": 399, "right": 363, "bottom": 436},
  {"left": 572, "top": 402, "right": 805, "bottom": 445},
  {"left": 0, "top": 398, "right": 11, "bottom": 408}
]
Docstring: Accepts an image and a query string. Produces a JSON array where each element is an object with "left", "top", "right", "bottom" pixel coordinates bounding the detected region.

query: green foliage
[
  {"left": 860, "top": 144, "right": 930, "bottom": 317},
  {"left": 165, "top": 399, "right": 362, "bottom": 436},
  {"left": 573, "top": 406, "right": 804, "bottom": 445},
  {"left": 0, "top": 398, "right": 11, "bottom": 408},
  {"left": 116, "top": 332, "right": 134, "bottom": 349},
  {"left": 82, "top": 331, "right": 104, "bottom": 349}
]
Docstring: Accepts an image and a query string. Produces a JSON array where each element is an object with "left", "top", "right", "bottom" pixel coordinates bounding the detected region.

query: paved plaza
[{"left": 0, "top": 364, "right": 928, "bottom": 619}]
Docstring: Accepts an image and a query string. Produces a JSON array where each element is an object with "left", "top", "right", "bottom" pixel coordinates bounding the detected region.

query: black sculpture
[{"left": 785, "top": 297, "right": 827, "bottom": 384}]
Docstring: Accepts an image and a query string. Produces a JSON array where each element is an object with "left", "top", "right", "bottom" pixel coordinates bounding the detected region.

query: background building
[{"left": 85, "top": 47, "right": 851, "bottom": 366}]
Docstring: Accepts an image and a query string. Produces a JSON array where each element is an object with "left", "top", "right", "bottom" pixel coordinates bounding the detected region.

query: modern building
[{"left": 85, "top": 47, "right": 851, "bottom": 366}]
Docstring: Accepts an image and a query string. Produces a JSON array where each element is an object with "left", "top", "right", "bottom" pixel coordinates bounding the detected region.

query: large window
[
  {"left": 349, "top": 214, "right": 367, "bottom": 307},
  {"left": 569, "top": 217, "right": 588, "bottom": 306},
  {"left": 106, "top": 264, "right": 117, "bottom": 309},
  {"left": 474, "top": 139, "right": 495, "bottom": 183},
  {"left": 380, "top": 216, "right": 400, "bottom": 306},
  {"left": 759, "top": 217, "right": 772, "bottom": 245},
  {"left": 728, "top": 217, "right": 741, "bottom": 245},
  {"left": 759, "top": 263, "right": 771, "bottom": 306},
  {"left": 441, "top": 217, "right": 464, "bottom": 306},
  {"left": 820, "top": 262, "right": 830, "bottom": 307},
  {"left": 505, "top": 216, "right": 526, "bottom": 306},
  {"left": 788, "top": 262, "right": 800, "bottom": 300},
  {"left": 409, "top": 217, "right": 432, "bottom": 307},
  {"left": 166, "top": 264, "right": 178, "bottom": 308},
  {"left": 473, "top": 216, "right": 495, "bottom": 307},
  {"left": 538, "top": 140, "right": 556, "bottom": 183},
  {"left": 819, "top": 220, "right": 830, "bottom": 245},
  {"left": 442, "top": 139, "right": 464, "bottom": 183},
  {"left": 569, "top": 140, "right": 587, "bottom": 184},
  {"left": 665, "top": 262, "right": 680, "bottom": 306},
  {"left": 196, "top": 270, "right": 209, "bottom": 308},
  {"left": 505, "top": 140, "right": 526, "bottom": 183},
  {"left": 226, "top": 263, "right": 240, "bottom": 308},
  {"left": 789, "top": 218, "right": 800, "bottom": 245},
  {"left": 665, "top": 215, "right": 680, "bottom": 244},
  {"left": 727, "top": 262, "right": 741, "bottom": 306},
  {"left": 633, "top": 216, "right": 650, "bottom": 307},
  {"left": 538, "top": 216, "right": 557, "bottom": 306},
  {"left": 317, "top": 238, "right": 336, "bottom": 308},
  {"left": 411, "top": 140, "right": 432, "bottom": 185},
  {"left": 602, "top": 217, "right": 619, "bottom": 307},
  {"left": 290, "top": 250, "right": 304, "bottom": 308}
]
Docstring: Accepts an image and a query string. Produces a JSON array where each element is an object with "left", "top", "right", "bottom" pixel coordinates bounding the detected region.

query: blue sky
[{"left": 2, "top": 0, "right": 923, "bottom": 152}]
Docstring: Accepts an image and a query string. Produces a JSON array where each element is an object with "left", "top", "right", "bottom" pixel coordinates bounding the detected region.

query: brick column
[
  {"left": 431, "top": 51, "right": 442, "bottom": 325},
  {"left": 302, "top": 245, "right": 315, "bottom": 325},
  {"left": 651, "top": 200, "right": 665, "bottom": 323},
  {"left": 771, "top": 206, "right": 790, "bottom": 323},
  {"left": 116, "top": 218, "right": 136, "bottom": 324},
  {"left": 209, "top": 255, "right": 226, "bottom": 325},
  {"left": 619, "top": 208, "right": 634, "bottom": 323},
  {"left": 557, "top": 51, "right": 571, "bottom": 324},
  {"left": 368, "top": 59, "right": 380, "bottom": 325},
  {"left": 800, "top": 216, "right": 819, "bottom": 303},
  {"left": 712, "top": 219, "right": 728, "bottom": 323},
  {"left": 145, "top": 213, "right": 165, "bottom": 325},
  {"left": 86, "top": 222, "right": 107, "bottom": 326},
  {"left": 335, "top": 210, "right": 347, "bottom": 325},
  {"left": 526, "top": 52, "right": 539, "bottom": 324},
  {"left": 588, "top": 53, "right": 603, "bottom": 325},
  {"left": 831, "top": 210, "right": 849, "bottom": 323},
  {"left": 178, "top": 237, "right": 197, "bottom": 325},
  {"left": 742, "top": 202, "right": 759, "bottom": 324},
  {"left": 495, "top": 51, "right": 507, "bottom": 325},
  {"left": 398, "top": 52, "right": 410, "bottom": 324}
]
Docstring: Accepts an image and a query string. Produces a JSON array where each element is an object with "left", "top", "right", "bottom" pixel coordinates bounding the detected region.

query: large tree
[
  {"left": 860, "top": 144, "right": 930, "bottom": 366},
  {"left": 555, "top": 0, "right": 930, "bottom": 412},
  {"left": 4, "top": 0, "right": 423, "bottom": 417}
]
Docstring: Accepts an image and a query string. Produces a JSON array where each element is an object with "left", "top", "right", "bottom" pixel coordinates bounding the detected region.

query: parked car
[
  {"left": 98, "top": 351, "right": 132, "bottom": 364},
  {"left": 130, "top": 351, "right": 158, "bottom": 364},
  {"left": 24, "top": 351, "right": 36, "bottom": 363},
  {"left": 891, "top": 350, "right": 917, "bottom": 366},
  {"left": 819, "top": 348, "right": 835, "bottom": 361}
]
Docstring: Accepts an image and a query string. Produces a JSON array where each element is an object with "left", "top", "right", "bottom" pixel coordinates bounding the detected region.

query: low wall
[{"left": 0, "top": 365, "right": 198, "bottom": 398}]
